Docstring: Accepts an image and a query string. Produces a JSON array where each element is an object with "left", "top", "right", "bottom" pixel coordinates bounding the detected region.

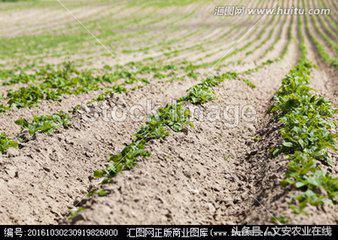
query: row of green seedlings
[
  {"left": 203, "top": 10, "right": 275, "bottom": 68},
  {"left": 159, "top": 0, "right": 267, "bottom": 63},
  {"left": 303, "top": 1, "right": 337, "bottom": 68},
  {"left": 0, "top": 62, "right": 117, "bottom": 111},
  {"left": 0, "top": 62, "right": 39, "bottom": 82},
  {"left": 224, "top": 13, "right": 286, "bottom": 69},
  {"left": 0, "top": 60, "right": 195, "bottom": 112},
  {"left": 309, "top": 2, "right": 338, "bottom": 54},
  {"left": 94, "top": 71, "right": 239, "bottom": 181},
  {"left": 319, "top": 0, "right": 338, "bottom": 33},
  {"left": 241, "top": 13, "right": 294, "bottom": 75},
  {"left": 269, "top": 14, "right": 337, "bottom": 221},
  {"left": 196, "top": 0, "right": 268, "bottom": 65},
  {"left": 0, "top": 61, "right": 169, "bottom": 86},
  {"left": 0, "top": 58, "right": 198, "bottom": 87},
  {"left": 67, "top": 71, "right": 239, "bottom": 221},
  {"left": 0, "top": 111, "right": 70, "bottom": 154},
  {"left": 269, "top": 60, "right": 337, "bottom": 217}
]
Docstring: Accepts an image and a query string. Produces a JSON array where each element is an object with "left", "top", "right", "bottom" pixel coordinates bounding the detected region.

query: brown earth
[{"left": 0, "top": 0, "right": 336, "bottom": 225}]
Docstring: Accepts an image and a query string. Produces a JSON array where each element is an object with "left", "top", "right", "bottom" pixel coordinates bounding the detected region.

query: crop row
[
  {"left": 241, "top": 14, "right": 294, "bottom": 75},
  {"left": 320, "top": 0, "right": 338, "bottom": 33},
  {"left": 1, "top": 2, "right": 197, "bottom": 61},
  {"left": 0, "top": 61, "right": 191, "bottom": 111},
  {"left": 310, "top": 0, "right": 338, "bottom": 54},
  {"left": 269, "top": 14, "right": 337, "bottom": 217},
  {"left": 0, "top": 12, "right": 295, "bottom": 156},
  {"left": 0, "top": 2, "right": 294, "bottom": 154},
  {"left": 0, "top": 11, "right": 287, "bottom": 113},
  {"left": 303, "top": 0, "right": 337, "bottom": 68}
]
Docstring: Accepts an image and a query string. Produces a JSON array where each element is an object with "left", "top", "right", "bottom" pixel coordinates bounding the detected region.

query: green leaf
[
  {"left": 97, "top": 189, "right": 109, "bottom": 197},
  {"left": 93, "top": 169, "right": 105, "bottom": 178},
  {"left": 282, "top": 141, "right": 293, "bottom": 148}
]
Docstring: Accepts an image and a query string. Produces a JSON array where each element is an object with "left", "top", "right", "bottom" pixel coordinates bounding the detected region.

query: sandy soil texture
[{"left": 0, "top": 0, "right": 336, "bottom": 225}]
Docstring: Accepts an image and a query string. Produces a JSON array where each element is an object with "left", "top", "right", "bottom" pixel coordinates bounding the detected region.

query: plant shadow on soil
[{"left": 242, "top": 113, "right": 291, "bottom": 223}]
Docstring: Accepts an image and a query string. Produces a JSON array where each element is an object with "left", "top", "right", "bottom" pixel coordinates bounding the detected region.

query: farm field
[{"left": 0, "top": 0, "right": 337, "bottom": 225}]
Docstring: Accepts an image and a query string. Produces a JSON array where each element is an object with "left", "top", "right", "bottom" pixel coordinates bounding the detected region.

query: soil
[{"left": 0, "top": 0, "right": 336, "bottom": 225}]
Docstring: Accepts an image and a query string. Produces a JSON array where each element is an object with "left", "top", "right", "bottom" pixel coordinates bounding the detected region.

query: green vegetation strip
[
  {"left": 15, "top": 111, "right": 70, "bottom": 140},
  {"left": 269, "top": 14, "right": 337, "bottom": 214},
  {"left": 270, "top": 60, "right": 337, "bottom": 213},
  {"left": 0, "top": 61, "right": 188, "bottom": 112},
  {"left": 0, "top": 111, "right": 71, "bottom": 154},
  {"left": 240, "top": 14, "right": 293, "bottom": 75},
  {"left": 303, "top": 3, "right": 337, "bottom": 68},
  {"left": 0, "top": 133, "right": 18, "bottom": 154},
  {"left": 0, "top": 111, "right": 70, "bottom": 154},
  {"left": 310, "top": 13, "right": 338, "bottom": 54}
]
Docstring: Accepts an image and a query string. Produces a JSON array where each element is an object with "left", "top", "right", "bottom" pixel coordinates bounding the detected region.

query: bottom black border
[{"left": 0, "top": 225, "right": 336, "bottom": 239}]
